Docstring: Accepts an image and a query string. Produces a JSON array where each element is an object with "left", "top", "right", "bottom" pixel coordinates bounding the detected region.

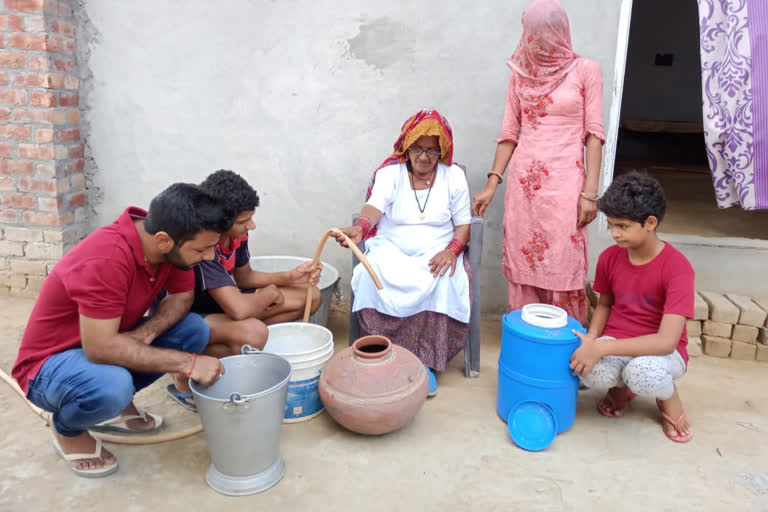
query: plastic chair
[{"left": 348, "top": 165, "right": 484, "bottom": 377}]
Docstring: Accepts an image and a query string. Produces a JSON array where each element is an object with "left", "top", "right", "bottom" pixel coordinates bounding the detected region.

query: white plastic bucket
[{"left": 264, "top": 322, "right": 335, "bottom": 422}]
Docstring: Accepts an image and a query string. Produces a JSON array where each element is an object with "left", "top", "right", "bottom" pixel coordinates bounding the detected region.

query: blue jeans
[{"left": 26, "top": 313, "right": 209, "bottom": 437}]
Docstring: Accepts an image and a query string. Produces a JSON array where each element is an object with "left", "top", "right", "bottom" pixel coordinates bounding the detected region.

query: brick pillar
[{"left": 0, "top": 0, "right": 87, "bottom": 297}]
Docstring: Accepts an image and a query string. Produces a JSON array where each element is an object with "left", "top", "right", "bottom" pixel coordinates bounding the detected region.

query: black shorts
[{"left": 191, "top": 287, "right": 258, "bottom": 317}]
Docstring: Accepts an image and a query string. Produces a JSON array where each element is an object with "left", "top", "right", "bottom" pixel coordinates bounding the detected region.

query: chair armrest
[
  {"left": 468, "top": 216, "right": 484, "bottom": 269},
  {"left": 465, "top": 215, "right": 484, "bottom": 377}
]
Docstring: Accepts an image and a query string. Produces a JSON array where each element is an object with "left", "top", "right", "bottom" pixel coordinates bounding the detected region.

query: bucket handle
[
  {"left": 228, "top": 392, "right": 248, "bottom": 406},
  {"left": 225, "top": 346, "right": 259, "bottom": 408},
  {"left": 241, "top": 344, "right": 260, "bottom": 355}
]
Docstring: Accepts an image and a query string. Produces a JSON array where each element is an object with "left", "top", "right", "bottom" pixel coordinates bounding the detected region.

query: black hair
[
  {"left": 199, "top": 169, "right": 260, "bottom": 214},
  {"left": 598, "top": 170, "right": 666, "bottom": 225},
  {"left": 144, "top": 183, "right": 235, "bottom": 244}
]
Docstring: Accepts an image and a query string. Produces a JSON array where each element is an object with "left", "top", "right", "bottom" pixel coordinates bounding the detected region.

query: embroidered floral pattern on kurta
[
  {"left": 570, "top": 231, "right": 585, "bottom": 246},
  {"left": 520, "top": 160, "right": 550, "bottom": 198},
  {"left": 521, "top": 231, "right": 550, "bottom": 270},
  {"left": 523, "top": 96, "right": 553, "bottom": 128},
  {"left": 554, "top": 291, "right": 587, "bottom": 313}
]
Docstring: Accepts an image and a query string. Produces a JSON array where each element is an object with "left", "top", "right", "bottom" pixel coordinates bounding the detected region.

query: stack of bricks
[
  {"left": 0, "top": 0, "right": 87, "bottom": 297},
  {"left": 585, "top": 283, "right": 768, "bottom": 363},
  {"left": 693, "top": 292, "right": 768, "bottom": 363}
]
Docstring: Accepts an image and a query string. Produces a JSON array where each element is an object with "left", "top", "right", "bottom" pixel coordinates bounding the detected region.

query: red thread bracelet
[{"left": 185, "top": 353, "right": 197, "bottom": 379}]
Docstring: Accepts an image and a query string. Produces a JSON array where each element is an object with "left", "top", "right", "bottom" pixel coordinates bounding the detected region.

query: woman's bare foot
[
  {"left": 54, "top": 430, "right": 117, "bottom": 472},
  {"left": 658, "top": 388, "right": 693, "bottom": 441},
  {"left": 597, "top": 386, "right": 633, "bottom": 417}
]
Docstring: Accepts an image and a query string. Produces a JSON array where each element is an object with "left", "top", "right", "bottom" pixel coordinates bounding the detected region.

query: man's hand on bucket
[{"left": 192, "top": 355, "right": 226, "bottom": 387}]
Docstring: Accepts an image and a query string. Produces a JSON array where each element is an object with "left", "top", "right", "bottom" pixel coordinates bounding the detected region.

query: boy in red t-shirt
[{"left": 570, "top": 171, "right": 695, "bottom": 443}]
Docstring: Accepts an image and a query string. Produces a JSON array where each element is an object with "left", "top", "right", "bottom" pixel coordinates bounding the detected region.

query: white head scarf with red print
[{"left": 508, "top": 0, "right": 579, "bottom": 112}]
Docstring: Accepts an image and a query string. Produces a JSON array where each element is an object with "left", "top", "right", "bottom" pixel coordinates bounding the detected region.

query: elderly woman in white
[{"left": 333, "top": 110, "right": 471, "bottom": 397}]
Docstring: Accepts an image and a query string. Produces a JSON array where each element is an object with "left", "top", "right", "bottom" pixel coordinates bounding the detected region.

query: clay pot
[{"left": 318, "top": 335, "right": 428, "bottom": 435}]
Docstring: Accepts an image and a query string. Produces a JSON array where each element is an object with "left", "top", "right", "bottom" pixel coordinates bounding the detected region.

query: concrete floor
[{"left": 1, "top": 297, "right": 767, "bottom": 511}]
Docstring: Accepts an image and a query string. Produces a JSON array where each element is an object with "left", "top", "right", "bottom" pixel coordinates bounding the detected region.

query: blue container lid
[{"left": 507, "top": 400, "right": 558, "bottom": 451}]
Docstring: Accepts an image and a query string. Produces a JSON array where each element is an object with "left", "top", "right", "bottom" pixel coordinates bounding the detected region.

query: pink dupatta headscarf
[
  {"left": 508, "top": 0, "right": 579, "bottom": 112},
  {"left": 364, "top": 109, "right": 454, "bottom": 239}
]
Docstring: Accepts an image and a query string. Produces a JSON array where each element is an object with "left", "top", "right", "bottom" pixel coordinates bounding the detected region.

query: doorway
[{"left": 615, "top": 0, "right": 768, "bottom": 240}]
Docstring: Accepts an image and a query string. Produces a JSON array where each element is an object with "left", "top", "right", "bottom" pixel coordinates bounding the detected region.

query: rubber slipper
[
  {"left": 166, "top": 384, "right": 197, "bottom": 412},
  {"left": 52, "top": 437, "right": 119, "bottom": 478},
  {"left": 656, "top": 399, "right": 694, "bottom": 443},
  {"left": 89, "top": 410, "right": 164, "bottom": 434},
  {"left": 425, "top": 366, "right": 437, "bottom": 398}
]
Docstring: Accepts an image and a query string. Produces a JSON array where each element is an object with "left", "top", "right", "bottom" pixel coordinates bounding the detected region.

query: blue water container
[{"left": 497, "top": 304, "right": 585, "bottom": 451}]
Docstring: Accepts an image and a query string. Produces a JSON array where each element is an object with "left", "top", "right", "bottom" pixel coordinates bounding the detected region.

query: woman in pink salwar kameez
[{"left": 472, "top": 0, "right": 605, "bottom": 323}]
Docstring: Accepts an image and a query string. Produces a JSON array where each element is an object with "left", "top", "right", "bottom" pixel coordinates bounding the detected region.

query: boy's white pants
[{"left": 581, "top": 338, "right": 686, "bottom": 400}]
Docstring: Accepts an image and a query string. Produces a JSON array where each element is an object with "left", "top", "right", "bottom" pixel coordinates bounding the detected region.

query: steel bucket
[
  {"left": 249, "top": 256, "right": 340, "bottom": 327},
  {"left": 190, "top": 346, "right": 292, "bottom": 496}
]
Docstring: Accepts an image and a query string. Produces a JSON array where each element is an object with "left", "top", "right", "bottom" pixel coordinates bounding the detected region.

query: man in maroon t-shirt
[
  {"left": 569, "top": 171, "right": 695, "bottom": 444},
  {"left": 12, "top": 183, "right": 233, "bottom": 478}
]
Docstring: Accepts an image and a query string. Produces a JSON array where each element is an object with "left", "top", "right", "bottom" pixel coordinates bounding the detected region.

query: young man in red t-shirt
[
  {"left": 570, "top": 171, "right": 695, "bottom": 443},
  {"left": 12, "top": 183, "right": 233, "bottom": 477}
]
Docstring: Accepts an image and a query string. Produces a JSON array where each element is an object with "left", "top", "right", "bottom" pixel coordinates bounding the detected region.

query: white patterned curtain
[{"left": 698, "top": 0, "right": 768, "bottom": 210}]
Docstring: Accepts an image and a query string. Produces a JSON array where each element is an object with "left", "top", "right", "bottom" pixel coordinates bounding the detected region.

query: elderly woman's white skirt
[{"left": 351, "top": 236, "right": 470, "bottom": 323}]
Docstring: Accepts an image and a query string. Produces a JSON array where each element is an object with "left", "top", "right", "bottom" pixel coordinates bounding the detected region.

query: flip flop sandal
[
  {"left": 656, "top": 399, "right": 694, "bottom": 443},
  {"left": 166, "top": 383, "right": 197, "bottom": 412},
  {"left": 596, "top": 390, "right": 634, "bottom": 418},
  {"left": 89, "top": 410, "right": 164, "bottom": 434},
  {"left": 52, "top": 437, "right": 119, "bottom": 478}
]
